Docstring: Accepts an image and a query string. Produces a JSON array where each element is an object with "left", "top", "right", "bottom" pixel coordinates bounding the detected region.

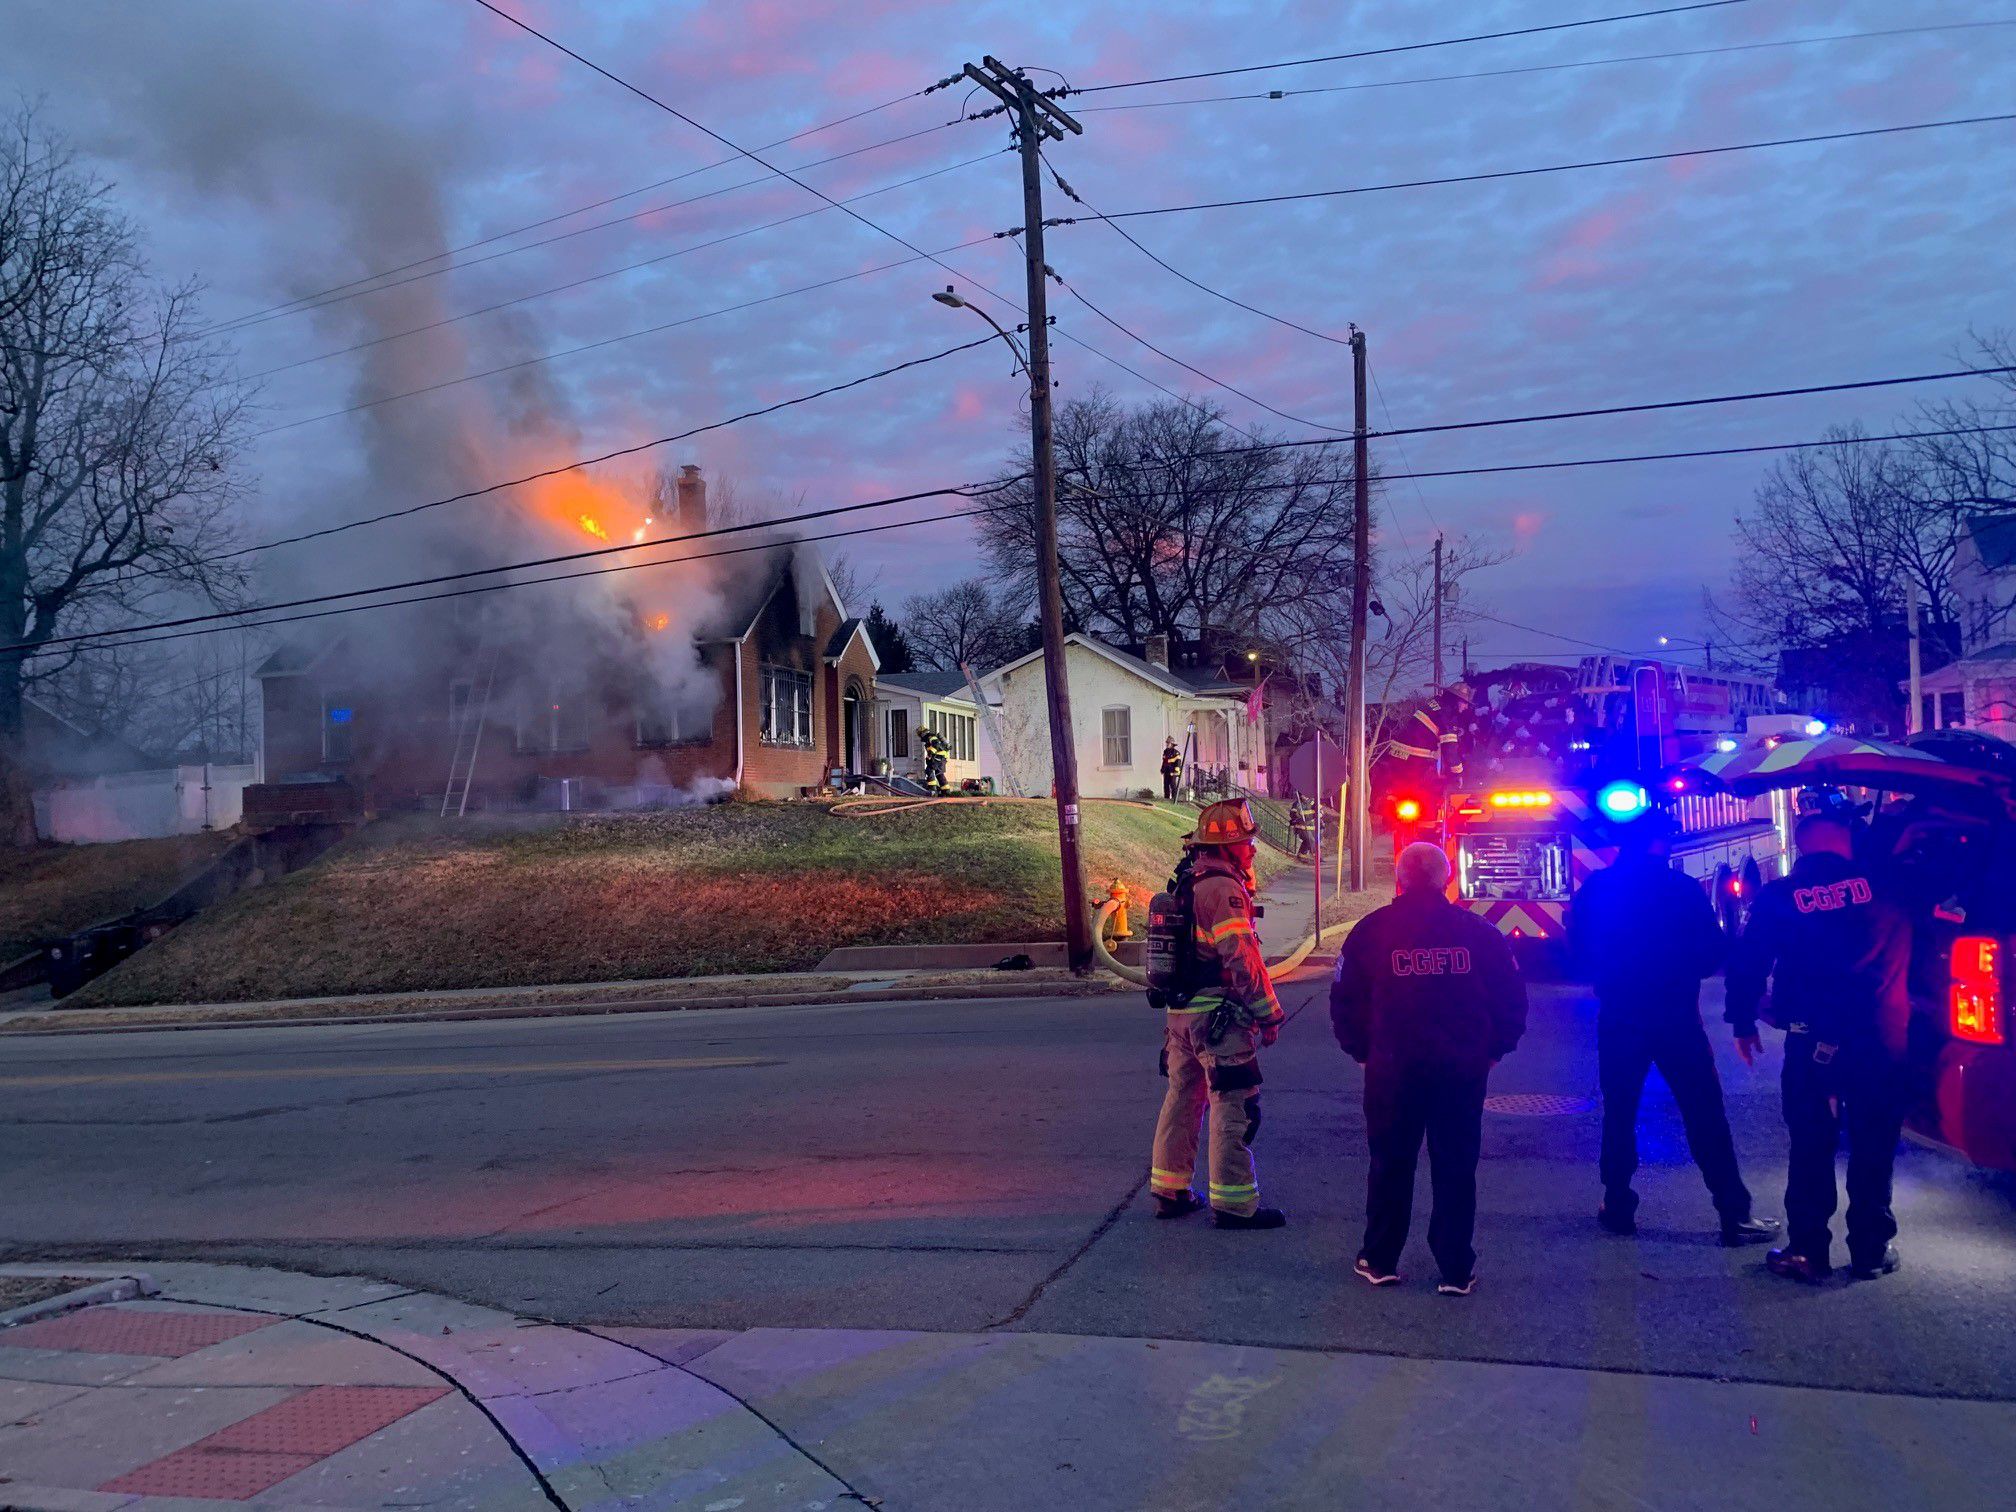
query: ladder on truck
[
  {"left": 441, "top": 645, "right": 501, "bottom": 818},
  {"left": 959, "top": 661, "right": 1022, "bottom": 797}
]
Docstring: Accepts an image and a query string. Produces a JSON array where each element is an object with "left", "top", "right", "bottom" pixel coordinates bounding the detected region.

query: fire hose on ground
[{"left": 1089, "top": 893, "right": 1355, "bottom": 987}]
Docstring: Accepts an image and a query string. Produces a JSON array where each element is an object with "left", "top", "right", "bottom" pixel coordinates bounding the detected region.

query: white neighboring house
[
  {"left": 1922, "top": 515, "right": 2016, "bottom": 739},
  {"left": 979, "top": 633, "right": 1261, "bottom": 799},
  {"left": 871, "top": 670, "right": 993, "bottom": 790}
]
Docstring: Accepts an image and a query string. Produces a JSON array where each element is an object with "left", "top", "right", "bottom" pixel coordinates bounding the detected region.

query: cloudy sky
[{"left": 7, "top": 0, "right": 2014, "bottom": 667}]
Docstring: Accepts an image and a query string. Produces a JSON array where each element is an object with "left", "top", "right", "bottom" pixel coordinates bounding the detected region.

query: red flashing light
[
  {"left": 1395, "top": 798, "right": 1423, "bottom": 823},
  {"left": 1950, "top": 936, "right": 2005, "bottom": 1045}
]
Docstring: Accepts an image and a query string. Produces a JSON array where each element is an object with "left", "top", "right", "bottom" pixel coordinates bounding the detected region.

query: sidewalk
[
  {"left": 7, "top": 1261, "right": 2002, "bottom": 1511},
  {"left": 0, "top": 966, "right": 1127, "bottom": 1038}
]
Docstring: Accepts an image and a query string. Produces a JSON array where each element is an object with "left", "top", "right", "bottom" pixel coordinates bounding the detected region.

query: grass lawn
[
  {"left": 80, "top": 798, "right": 1291, "bottom": 1006},
  {"left": 0, "top": 832, "right": 234, "bottom": 963}
]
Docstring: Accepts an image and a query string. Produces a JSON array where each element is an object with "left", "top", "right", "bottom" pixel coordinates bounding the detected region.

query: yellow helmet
[{"left": 1189, "top": 797, "right": 1258, "bottom": 846}]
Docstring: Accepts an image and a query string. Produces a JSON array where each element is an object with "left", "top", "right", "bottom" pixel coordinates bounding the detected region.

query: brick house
[{"left": 251, "top": 525, "right": 881, "bottom": 817}]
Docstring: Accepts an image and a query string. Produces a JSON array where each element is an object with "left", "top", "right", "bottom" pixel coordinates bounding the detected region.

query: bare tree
[
  {"left": 0, "top": 107, "right": 250, "bottom": 841},
  {"left": 1277, "top": 535, "right": 1505, "bottom": 762},
  {"left": 981, "top": 389, "right": 1361, "bottom": 644},
  {"left": 901, "top": 577, "right": 1028, "bottom": 671}
]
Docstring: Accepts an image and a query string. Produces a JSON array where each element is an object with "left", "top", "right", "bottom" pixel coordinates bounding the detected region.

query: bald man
[{"left": 1331, "top": 842, "right": 1528, "bottom": 1294}]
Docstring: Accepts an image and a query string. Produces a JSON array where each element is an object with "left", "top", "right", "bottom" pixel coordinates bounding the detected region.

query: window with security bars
[
  {"left": 760, "top": 666, "right": 814, "bottom": 747},
  {"left": 1101, "top": 705, "right": 1132, "bottom": 767}
]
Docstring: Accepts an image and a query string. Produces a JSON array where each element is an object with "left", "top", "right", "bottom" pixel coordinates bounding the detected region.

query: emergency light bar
[
  {"left": 1596, "top": 781, "right": 1650, "bottom": 819},
  {"left": 1488, "top": 790, "right": 1553, "bottom": 809}
]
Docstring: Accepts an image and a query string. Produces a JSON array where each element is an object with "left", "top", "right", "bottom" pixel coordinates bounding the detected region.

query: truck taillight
[
  {"left": 1395, "top": 798, "right": 1422, "bottom": 823},
  {"left": 1950, "top": 936, "right": 2005, "bottom": 1046}
]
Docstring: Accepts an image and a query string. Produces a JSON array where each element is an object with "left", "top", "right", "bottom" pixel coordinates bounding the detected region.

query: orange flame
[
  {"left": 577, "top": 514, "right": 609, "bottom": 541},
  {"left": 645, "top": 612, "right": 670, "bottom": 632}
]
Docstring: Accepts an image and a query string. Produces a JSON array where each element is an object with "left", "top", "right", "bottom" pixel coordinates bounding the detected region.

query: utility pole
[
  {"left": 963, "top": 58, "right": 1093, "bottom": 971},
  {"left": 1346, "top": 327, "right": 1372, "bottom": 892},
  {"left": 1906, "top": 577, "right": 1924, "bottom": 734},
  {"left": 1431, "top": 533, "right": 1445, "bottom": 694}
]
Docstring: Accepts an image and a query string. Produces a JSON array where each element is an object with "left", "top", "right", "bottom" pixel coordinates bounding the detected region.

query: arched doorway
[{"left": 841, "top": 680, "right": 868, "bottom": 774}]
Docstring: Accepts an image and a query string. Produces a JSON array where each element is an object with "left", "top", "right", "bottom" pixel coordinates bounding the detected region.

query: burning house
[{"left": 248, "top": 467, "right": 882, "bottom": 820}]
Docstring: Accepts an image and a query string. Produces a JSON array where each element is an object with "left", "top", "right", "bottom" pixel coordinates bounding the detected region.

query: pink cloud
[{"left": 1532, "top": 192, "right": 1652, "bottom": 290}]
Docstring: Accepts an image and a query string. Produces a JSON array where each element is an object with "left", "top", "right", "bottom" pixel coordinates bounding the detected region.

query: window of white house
[
  {"left": 1940, "top": 690, "right": 1966, "bottom": 727},
  {"left": 926, "top": 708, "right": 975, "bottom": 761},
  {"left": 889, "top": 708, "right": 910, "bottom": 759},
  {"left": 1101, "top": 705, "right": 1132, "bottom": 767},
  {"left": 760, "top": 666, "right": 814, "bottom": 747},
  {"left": 322, "top": 692, "right": 354, "bottom": 763}
]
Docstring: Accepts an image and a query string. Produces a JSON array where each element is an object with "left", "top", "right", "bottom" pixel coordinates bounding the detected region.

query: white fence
[{"left": 34, "top": 764, "right": 257, "bottom": 844}]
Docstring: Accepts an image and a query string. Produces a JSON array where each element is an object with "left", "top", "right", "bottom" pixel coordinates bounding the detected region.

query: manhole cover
[{"left": 1484, "top": 1093, "right": 1594, "bottom": 1116}]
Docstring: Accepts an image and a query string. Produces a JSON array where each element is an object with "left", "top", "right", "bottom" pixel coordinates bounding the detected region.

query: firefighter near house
[
  {"left": 1385, "top": 657, "right": 1796, "bottom": 952},
  {"left": 1143, "top": 798, "right": 1288, "bottom": 1230}
]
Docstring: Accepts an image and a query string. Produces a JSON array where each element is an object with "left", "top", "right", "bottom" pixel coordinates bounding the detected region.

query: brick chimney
[
  {"left": 1145, "top": 633, "right": 1170, "bottom": 669},
  {"left": 675, "top": 465, "right": 706, "bottom": 534}
]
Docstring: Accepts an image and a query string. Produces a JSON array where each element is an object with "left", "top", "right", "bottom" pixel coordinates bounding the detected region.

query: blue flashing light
[
  {"left": 327, "top": 707, "right": 353, "bottom": 725},
  {"left": 1715, "top": 736, "right": 1739, "bottom": 753},
  {"left": 1803, "top": 718, "right": 1828, "bottom": 738},
  {"left": 1596, "top": 780, "right": 1649, "bottom": 820}
]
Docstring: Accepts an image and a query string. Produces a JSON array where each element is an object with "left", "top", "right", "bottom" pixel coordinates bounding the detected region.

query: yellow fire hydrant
[{"left": 1104, "top": 878, "right": 1133, "bottom": 939}]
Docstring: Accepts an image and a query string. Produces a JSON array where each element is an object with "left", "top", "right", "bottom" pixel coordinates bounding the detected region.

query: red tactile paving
[
  {"left": 100, "top": 1447, "right": 324, "bottom": 1500},
  {"left": 98, "top": 1384, "right": 450, "bottom": 1500},
  {"left": 0, "top": 1306, "right": 273, "bottom": 1358}
]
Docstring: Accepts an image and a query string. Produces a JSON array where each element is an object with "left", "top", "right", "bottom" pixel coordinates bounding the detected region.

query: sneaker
[
  {"left": 1214, "top": 1207, "right": 1287, "bottom": 1230},
  {"left": 1436, "top": 1275, "right": 1478, "bottom": 1297},
  {"left": 1597, "top": 1204, "right": 1637, "bottom": 1237},
  {"left": 1765, "top": 1247, "right": 1833, "bottom": 1284},
  {"left": 1354, "top": 1255, "right": 1401, "bottom": 1287},
  {"left": 1720, "top": 1216, "right": 1782, "bottom": 1247},
  {"left": 1849, "top": 1245, "right": 1901, "bottom": 1280},
  {"left": 1153, "top": 1191, "right": 1204, "bottom": 1220}
]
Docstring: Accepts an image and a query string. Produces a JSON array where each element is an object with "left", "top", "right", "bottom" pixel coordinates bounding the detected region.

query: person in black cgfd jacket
[
  {"left": 1330, "top": 841, "right": 1527, "bottom": 1293},
  {"left": 1727, "top": 813, "right": 1914, "bottom": 1283},
  {"left": 1569, "top": 816, "right": 1780, "bottom": 1247}
]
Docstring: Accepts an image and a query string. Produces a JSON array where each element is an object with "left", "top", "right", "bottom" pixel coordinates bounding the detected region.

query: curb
[
  {"left": 0, "top": 976, "right": 1133, "bottom": 1038},
  {"left": 0, "top": 1271, "right": 158, "bottom": 1328}
]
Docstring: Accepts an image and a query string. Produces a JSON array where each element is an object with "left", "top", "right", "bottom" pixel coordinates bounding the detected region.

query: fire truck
[{"left": 1425, "top": 657, "right": 1792, "bottom": 947}]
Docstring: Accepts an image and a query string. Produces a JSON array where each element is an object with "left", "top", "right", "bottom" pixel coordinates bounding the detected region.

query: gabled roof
[
  {"left": 879, "top": 669, "right": 977, "bottom": 701},
  {"left": 1966, "top": 514, "right": 2016, "bottom": 571},
  {"left": 255, "top": 638, "right": 344, "bottom": 677},
  {"left": 732, "top": 542, "right": 849, "bottom": 640},
  {"left": 824, "top": 616, "right": 882, "bottom": 671},
  {"left": 987, "top": 633, "right": 1240, "bottom": 702}
]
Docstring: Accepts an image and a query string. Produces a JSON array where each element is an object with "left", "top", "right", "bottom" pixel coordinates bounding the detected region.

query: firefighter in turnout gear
[
  {"left": 1726, "top": 814, "right": 1913, "bottom": 1283},
  {"left": 1331, "top": 841, "right": 1527, "bottom": 1292},
  {"left": 1289, "top": 792, "right": 1315, "bottom": 857},
  {"left": 1148, "top": 798, "right": 1288, "bottom": 1229},
  {"left": 918, "top": 725, "right": 951, "bottom": 795},
  {"left": 1161, "top": 738, "right": 1184, "bottom": 801}
]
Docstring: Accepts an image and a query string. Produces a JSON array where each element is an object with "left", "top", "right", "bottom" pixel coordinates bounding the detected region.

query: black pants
[
  {"left": 1782, "top": 1036, "right": 1904, "bottom": 1269},
  {"left": 1163, "top": 772, "right": 1179, "bottom": 800},
  {"left": 1363, "top": 1062, "right": 1487, "bottom": 1282},
  {"left": 1598, "top": 1008, "right": 1751, "bottom": 1224}
]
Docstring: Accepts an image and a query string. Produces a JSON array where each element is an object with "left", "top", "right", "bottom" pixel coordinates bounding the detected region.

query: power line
[
  {"left": 248, "top": 228, "right": 1007, "bottom": 440},
  {"left": 7, "top": 470, "right": 1015, "bottom": 660},
  {"left": 208, "top": 94, "right": 959, "bottom": 334},
  {"left": 1054, "top": 114, "right": 2016, "bottom": 225},
  {"left": 465, "top": 3, "right": 1270, "bottom": 469},
  {"left": 143, "top": 331, "right": 1005, "bottom": 580},
  {"left": 243, "top": 151, "right": 1003, "bottom": 391},
  {"left": 1071, "top": 21, "right": 2013, "bottom": 114},
  {"left": 228, "top": 126, "right": 981, "bottom": 351},
  {"left": 64, "top": 497, "right": 1023, "bottom": 661},
  {"left": 41, "top": 418, "right": 2016, "bottom": 660},
  {"left": 1066, "top": 1, "right": 1751, "bottom": 94}
]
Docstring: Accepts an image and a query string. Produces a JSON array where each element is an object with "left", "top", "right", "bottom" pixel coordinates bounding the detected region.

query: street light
[
  {"left": 930, "top": 285, "right": 1092, "bottom": 972},
  {"left": 1656, "top": 633, "right": 1714, "bottom": 669}
]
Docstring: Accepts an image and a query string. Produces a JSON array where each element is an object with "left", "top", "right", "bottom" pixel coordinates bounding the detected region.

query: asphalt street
[{"left": 3, "top": 969, "right": 2012, "bottom": 1404}]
